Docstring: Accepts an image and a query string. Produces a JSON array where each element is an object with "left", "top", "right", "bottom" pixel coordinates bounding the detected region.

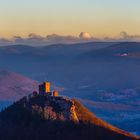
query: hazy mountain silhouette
[{"left": 0, "top": 69, "right": 38, "bottom": 101}]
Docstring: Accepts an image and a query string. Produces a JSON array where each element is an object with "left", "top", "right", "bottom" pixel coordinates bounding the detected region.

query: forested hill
[{"left": 0, "top": 94, "right": 138, "bottom": 140}]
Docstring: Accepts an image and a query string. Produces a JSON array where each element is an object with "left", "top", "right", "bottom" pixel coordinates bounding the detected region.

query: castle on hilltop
[{"left": 33, "top": 82, "right": 59, "bottom": 97}]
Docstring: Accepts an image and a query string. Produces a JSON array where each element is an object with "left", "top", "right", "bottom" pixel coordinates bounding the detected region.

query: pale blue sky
[{"left": 0, "top": 0, "right": 140, "bottom": 37}]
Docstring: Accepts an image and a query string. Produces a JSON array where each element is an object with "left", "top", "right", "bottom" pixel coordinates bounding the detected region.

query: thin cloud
[
  {"left": 46, "top": 34, "right": 80, "bottom": 44},
  {"left": 0, "top": 38, "right": 13, "bottom": 46},
  {"left": 0, "top": 32, "right": 140, "bottom": 46},
  {"left": 79, "top": 32, "right": 92, "bottom": 40},
  {"left": 119, "top": 32, "right": 140, "bottom": 41}
]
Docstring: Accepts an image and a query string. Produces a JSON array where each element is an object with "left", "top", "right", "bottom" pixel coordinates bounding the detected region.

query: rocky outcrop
[
  {"left": 70, "top": 101, "right": 79, "bottom": 122},
  {"left": 19, "top": 95, "right": 79, "bottom": 122}
]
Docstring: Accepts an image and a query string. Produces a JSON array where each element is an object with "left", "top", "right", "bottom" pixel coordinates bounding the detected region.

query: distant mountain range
[
  {"left": 0, "top": 94, "right": 138, "bottom": 140},
  {"left": 0, "top": 42, "right": 140, "bottom": 89},
  {"left": 0, "top": 42, "right": 140, "bottom": 135}
]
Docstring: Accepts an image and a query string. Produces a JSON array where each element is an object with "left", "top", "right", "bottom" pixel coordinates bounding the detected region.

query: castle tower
[
  {"left": 39, "top": 82, "right": 52, "bottom": 95},
  {"left": 53, "top": 91, "right": 59, "bottom": 97},
  {"left": 44, "top": 82, "right": 51, "bottom": 93}
]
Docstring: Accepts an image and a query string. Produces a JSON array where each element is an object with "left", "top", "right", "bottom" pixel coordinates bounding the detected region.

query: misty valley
[{"left": 0, "top": 42, "right": 140, "bottom": 136}]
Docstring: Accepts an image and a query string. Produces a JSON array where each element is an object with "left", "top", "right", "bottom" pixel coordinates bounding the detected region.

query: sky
[{"left": 0, "top": 0, "right": 140, "bottom": 39}]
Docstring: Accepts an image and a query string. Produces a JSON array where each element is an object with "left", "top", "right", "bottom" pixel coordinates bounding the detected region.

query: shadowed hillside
[{"left": 73, "top": 99, "right": 139, "bottom": 139}]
